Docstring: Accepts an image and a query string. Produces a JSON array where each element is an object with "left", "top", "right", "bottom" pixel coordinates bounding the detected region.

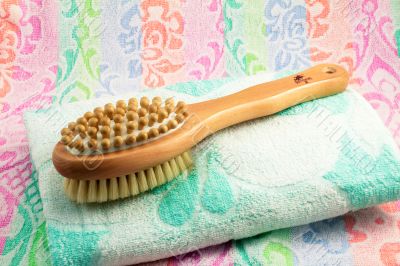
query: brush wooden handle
[
  {"left": 189, "top": 63, "right": 349, "bottom": 134},
  {"left": 53, "top": 63, "right": 349, "bottom": 180}
]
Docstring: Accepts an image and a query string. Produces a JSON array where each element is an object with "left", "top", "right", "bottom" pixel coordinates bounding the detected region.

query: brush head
[{"left": 55, "top": 96, "right": 193, "bottom": 203}]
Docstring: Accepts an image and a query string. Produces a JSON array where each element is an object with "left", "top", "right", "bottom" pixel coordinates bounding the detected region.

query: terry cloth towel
[{"left": 24, "top": 73, "right": 400, "bottom": 265}]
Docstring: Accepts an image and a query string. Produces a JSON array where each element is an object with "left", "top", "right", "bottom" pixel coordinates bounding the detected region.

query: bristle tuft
[
  {"left": 87, "top": 180, "right": 98, "bottom": 202},
  {"left": 137, "top": 170, "right": 148, "bottom": 192},
  {"left": 67, "top": 179, "right": 79, "bottom": 201},
  {"left": 175, "top": 155, "right": 187, "bottom": 171},
  {"left": 109, "top": 177, "right": 119, "bottom": 201},
  {"left": 63, "top": 151, "right": 193, "bottom": 203},
  {"left": 77, "top": 180, "right": 88, "bottom": 203},
  {"left": 128, "top": 173, "right": 140, "bottom": 196},
  {"left": 146, "top": 168, "right": 158, "bottom": 189},
  {"left": 169, "top": 158, "right": 180, "bottom": 177},
  {"left": 182, "top": 151, "right": 193, "bottom": 165},
  {"left": 154, "top": 164, "right": 166, "bottom": 185},
  {"left": 64, "top": 178, "right": 70, "bottom": 192},
  {"left": 162, "top": 161, "right": 174, "bottom": 181},
  {"left": 118, "top": 176, "right": 130, "bottom": 198},
  {"left": 98, "top": 179, "right": 108, "bottom": 202}
]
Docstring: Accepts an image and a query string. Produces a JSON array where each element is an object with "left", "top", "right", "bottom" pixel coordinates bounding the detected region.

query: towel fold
[{"left": 24, "top": 73, "right": 400, "bottom": 265}]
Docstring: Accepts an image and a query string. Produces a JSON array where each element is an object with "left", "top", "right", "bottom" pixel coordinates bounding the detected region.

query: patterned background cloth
[{"left": 0, "top": 0, "right": 400, "bottom": 265}]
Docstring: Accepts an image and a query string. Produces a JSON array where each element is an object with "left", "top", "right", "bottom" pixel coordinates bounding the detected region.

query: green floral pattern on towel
[
  {"left": 154, "top": 145, "right": 234, "bottom": 226},
  {"left": 234, "top": 227, "right": 296, "bottom": 266},
  {"left": 201, "top": 149, "right": 235, "bottom": 213},
  {"left": 165, "top": 79, "right": 233, "bottom": 97},
  {"left": 156, "top": 170, "right": 199, "bottom": 227},
  {"left": 324, "top": 138, "right": 400, "bottom": 209},
  {"left": 47, "top": 226, "right": 107, "bottom": 266},
  {"left": 2, "top": 170, "right": 49, "bottom": 266},
  {"left": 263, "top": 242, "right": 295, "bottom": 266}
]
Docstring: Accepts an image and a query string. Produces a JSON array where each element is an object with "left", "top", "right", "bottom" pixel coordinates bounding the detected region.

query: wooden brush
[{"left": 52, "top": 64, "right": 349, "bottom": 203}]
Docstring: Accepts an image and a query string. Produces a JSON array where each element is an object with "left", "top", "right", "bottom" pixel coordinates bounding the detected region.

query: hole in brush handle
[{"left": 322, "top": 66, "right": 337, "bottom": 74}]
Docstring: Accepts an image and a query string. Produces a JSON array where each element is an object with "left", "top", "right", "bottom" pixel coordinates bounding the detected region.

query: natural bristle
[{"left": 64, "top": 151, "right": 193, "bottom": 203}]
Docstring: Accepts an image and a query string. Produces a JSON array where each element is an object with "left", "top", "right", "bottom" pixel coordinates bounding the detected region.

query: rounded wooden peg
[
  {"left": 100, "top": 116, "right": 111, "bottom": 126},
  {"left": 116, "top": 100, "right": 127, "bottom": 110},
  {"left": 61, "top": 135, "right": 72, "bottom": 145},
  {"left": 175, "top": 101, "right": 186, "bottom": 113},
  {"left": 149, "top": 103, "right": 158, "bottom": 114},
  {"left": 94, "top": 109, "right": 104, "bottom": 120},
  {"left": 128, "top": 104, "right": 138, "bottom": 112},
  {"left": 138, "top": 117, "right": 148, "bottom": 130},
  {"left": 74, "top": 139, "right": 85, "bottom": 152},
  {"left": 113, "top": 114, "right": 123, "bottom": 123},
  {"left": 126, "top": 111, "right": 139, "bottom": 121},
  {"left": 152, "top": 96, "right": 162, "bottom": 106},
  {"left": 158, "top": 108, "right": 168, "bottom": 122},
  {"left": 104, "top": 103, "right": 115, "bottom": 118},
  {"left": 175, "top": 113, "right": 185, "bottom": 123},
  {"left": 125, "top": 134, "right": 136, "bottom": 145},
  {"left": 149, "top": 113, "right": 158, "bottom": 126},
  {"left": 101, "top": 139, "right": 111, "bottom": 150},
  {"left": 61, "top": 128, "right": 72, "bottom": 136},
  {"left": 84, "top": 112, "right": 95, "bottom": 121},
  {"left": 87, "top": 127, "right": 98, "bottom": 138},
  {"left": 88, "top": 117, "right": 99, "bottom": 128},
  {"left": 165, "top": 97, "right": 174, "bottom": 106},
  {"left": 100, "top": 126, "right": 111, "bottom": 138},
  {"left": 114, "top": 136, "right": 123, "bottom": 148},
  {"left": 104, "top": 103, "right": 114, "bottom": 109},
  {"left": 140, "top": 97, "right": 150, "bottom": 108},
  {"left": 137, "top": 131, "right": 148, "bottom": 142},
  {"left": 148, "top": 128, "right": 159, "bottom": 138},
  {"left": 113, "top": 123, "right": 122, "bottom": 136},
  {"left": 138, "top": 108, "right": 147, "bottom": 117},
  {"left": 115, "top": 107, "right": 125, "bottom": 116},
  {"left": 93, "top": 107, "right": 103, "bottom": 114},
  {"left": 76, "top": 124, "right": 86, "bottom": 138},
  {"left": 67, "top": 139, "right": 75, "bottom": 148},
  {"left": 88, "top": 139, "right": 98, "bottom": 151},
  {"left": 128, "top": 97, "right": 138, "bottom": 106},
  {"left": 158, "top": 124, "right": 168, "bottom": 134},
  {"left": 167, "top": 119, "right": 178, "bottom": 129},
  {"left": 76, "top": 117, "right": 87, "bottom": 126},
  {"left": 127, "top": 121, "right": 138, "bottom": 133},
  {"left": 68, "top": 122, "right": 76, "bottom": 131}
]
